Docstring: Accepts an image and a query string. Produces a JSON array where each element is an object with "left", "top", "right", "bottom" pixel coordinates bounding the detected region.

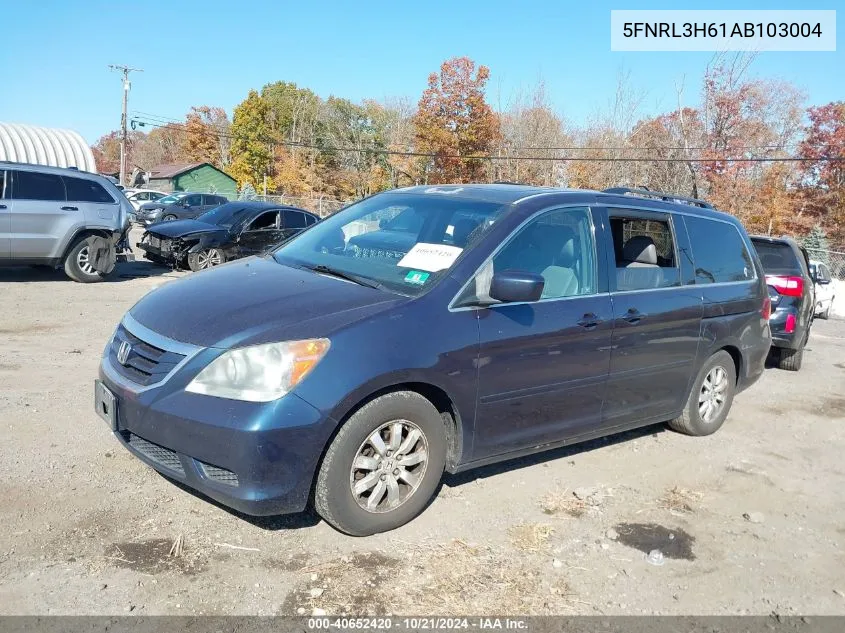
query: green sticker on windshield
[{"left": 404, "top": 270, "right": 430, "bottom": 285}]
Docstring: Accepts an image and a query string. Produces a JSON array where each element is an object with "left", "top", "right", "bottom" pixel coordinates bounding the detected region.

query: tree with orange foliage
[
  {"left": 182, "top": 106, "right": 231, "bottom": 168},
  {"left": 414, "top": 57, "right": 500, "bottom": 183}
]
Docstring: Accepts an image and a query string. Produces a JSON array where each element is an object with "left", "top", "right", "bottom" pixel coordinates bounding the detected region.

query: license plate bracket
[{"left": 94, "top": 379, "right": 118, "bottom": 431}]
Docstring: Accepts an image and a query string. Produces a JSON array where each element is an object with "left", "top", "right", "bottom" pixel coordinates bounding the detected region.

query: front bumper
[
  {"left": 96, "top": 324, "right": 335, "bottom": 516},
  {"left": 137, "top": 241, "right": 178, "bottom": 264}
]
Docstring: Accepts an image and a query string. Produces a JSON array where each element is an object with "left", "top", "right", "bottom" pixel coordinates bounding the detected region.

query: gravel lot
[{"left": 1, "top": 231, "right": 844, "bottom": 616}]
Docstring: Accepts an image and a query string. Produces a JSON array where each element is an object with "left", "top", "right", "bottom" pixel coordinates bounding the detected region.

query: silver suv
[{"left": 0, "top": 162, "right": 133, "bottom": 282}]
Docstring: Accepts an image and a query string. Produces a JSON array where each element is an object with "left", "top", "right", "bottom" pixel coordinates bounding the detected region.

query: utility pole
[{"left": 108, "top": 64, "right": 143, "bottom": 185}]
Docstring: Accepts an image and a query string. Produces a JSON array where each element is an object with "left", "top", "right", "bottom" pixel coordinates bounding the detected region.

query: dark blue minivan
[{"left": 95, "top": 184, "right": 771, "bottom": 535}]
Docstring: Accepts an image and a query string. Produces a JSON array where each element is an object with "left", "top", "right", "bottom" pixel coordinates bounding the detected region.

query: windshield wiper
[{"left": 304, "top": 264, "right": 384, "bottom": 290}]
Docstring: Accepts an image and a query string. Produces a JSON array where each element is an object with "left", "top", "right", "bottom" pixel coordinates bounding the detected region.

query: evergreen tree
[
  {"left": 238, "top": 182, "right": 257, "bottom": 200},
  {"left": 802, "top": 224, "right": 830, "bottom": 265}
]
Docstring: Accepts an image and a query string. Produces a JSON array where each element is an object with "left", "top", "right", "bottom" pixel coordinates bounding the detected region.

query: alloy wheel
[
  {"left": 349, "top": 420, "right": 429, "bottom": 513},
  {"left": 76, "top": 246, "right": 97, "bottom": 275},
  {"left": 196, "top": 249, "right": 223, "bottom": 269},
  {"left": 698, "top": 365, "right": 728, "bottom": 423}
]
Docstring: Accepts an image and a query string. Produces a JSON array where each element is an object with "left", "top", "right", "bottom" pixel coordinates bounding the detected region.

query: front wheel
[
  {"left": 162, "top": 214, "right": 177, "bottom": 222},
  {"left": 668, "top": 350, "right": 736, "bottom": 436},
  {"left": 63, "top": 236, "right": 110, "bottom": 283},
  {"left": 187, "top": 248, "right": 225, "bottom": 272},
  {"left": 314, "top": 391, "right": 447, "bottom": 536}
]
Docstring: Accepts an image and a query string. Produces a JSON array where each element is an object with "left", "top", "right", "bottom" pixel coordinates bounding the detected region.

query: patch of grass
[
  {"left": 659, "top": 486, "right": 703, "bottom": 514},
  {"left": 540, "top": 491, "right": 587, "bottom": 518},
  {"left": 281, "top": 541, "right": 570, "bottom": 616},
  {"left": 508, "top": 523, "right": 555, "bottom": 551}
]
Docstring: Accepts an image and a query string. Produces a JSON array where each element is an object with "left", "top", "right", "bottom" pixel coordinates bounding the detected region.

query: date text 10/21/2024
[{"left": 306, "top": 617, "right": 529, "bottom": 630}]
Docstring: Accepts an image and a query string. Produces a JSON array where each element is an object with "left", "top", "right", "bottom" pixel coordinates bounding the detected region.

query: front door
[
  {"left": 599, "top": 208, "right": 702, "bottom": 425},
  {"left": 470, "top": 206, "right": 613, "bottom": 461},
  {"left": 238, "top": 210, "right": 285, "bottom": 257},
  {"left": 9, "top": 169, "right": 75, "bottom": 260}
]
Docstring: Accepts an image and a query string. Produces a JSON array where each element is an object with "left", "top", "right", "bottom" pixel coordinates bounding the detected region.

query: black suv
[{"left": 750, "top": 235, "right": 815, "bottom": 371}]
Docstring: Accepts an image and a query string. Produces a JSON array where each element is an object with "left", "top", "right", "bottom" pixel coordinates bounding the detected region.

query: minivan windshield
[{"left": 273, "top": 192, "right": 507, "bottom": 296}]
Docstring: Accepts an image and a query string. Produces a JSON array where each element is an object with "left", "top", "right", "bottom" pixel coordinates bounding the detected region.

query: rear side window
[
  {"left": 685, "top": 216, "right": 754, "bottom": 284},
  {"left": 304, "top": 213, "right": 318, "bottom": 226},
  {"left": 63, "top": 176, "right": 115, "bottom": 203},
  {"left": 609, "top": 213, "right": 680, "bottom": 290},
  {"left": 0, "top": 171, "right": 7, "bottom": 199},
  {"left": 752, "top": 240, "right": 802, "bottom": 275},
  {"left": 12, "top": 170, "right": 65, "bottom": 201},
  {"left": 284, "top": 210, "right": 308, "bottom": 229}
]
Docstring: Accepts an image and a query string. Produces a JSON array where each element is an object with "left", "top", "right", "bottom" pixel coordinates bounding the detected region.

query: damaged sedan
[{"left": 137, "top": 201, "right": 319, "bottom": 271}]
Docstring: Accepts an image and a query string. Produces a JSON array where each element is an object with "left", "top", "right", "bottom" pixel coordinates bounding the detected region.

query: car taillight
[
  {"left": 761, "top": 296, "right": 771, "bottom": 319},
  {"left": 766, "top": 275, "right": 804, "bottom": 298},
  {"left": 785, "top": 313, "right": 796, "bottom": 333}
]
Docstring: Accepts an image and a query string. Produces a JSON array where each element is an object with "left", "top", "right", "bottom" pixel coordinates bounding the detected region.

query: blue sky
[{"left": 2, "top": 0, "right": 840, "bottom": 144}]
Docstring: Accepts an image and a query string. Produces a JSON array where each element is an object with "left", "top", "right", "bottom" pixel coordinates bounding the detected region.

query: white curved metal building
[{"left": 0, "top": 122, "right": 97, "bottom": 172}]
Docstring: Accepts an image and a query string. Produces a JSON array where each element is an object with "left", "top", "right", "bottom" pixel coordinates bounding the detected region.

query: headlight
[{"left": 185, "top": 339, "right": 330, "bottom": 402}]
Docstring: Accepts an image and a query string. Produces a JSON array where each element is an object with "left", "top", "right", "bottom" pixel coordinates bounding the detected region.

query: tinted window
[
  {"left": 284, "top": 210, "right": 307, "bottom": 229},
  {"left": 609, "top": 213, "right": 680, "bottom": 290},
  {"left": 185, "top": 194, "right": 203, "bottom": 206},
  {"left": 12, "top": 170, "right": 65, "bottom": 201},
  {"left": 685, "top": 216, "right": 754, "bottom": 284},
  {"left": 63, "top": 176, "right": 115, "bottom": 203},
  {"left": 304, "top": 213, "right": 318, "bottom": 226},
  {"left": 150, "top": 192, "right": 164, "bottom": 201},
  {"left": 0, "top": 171, "right": 7, "bottom": 199},
  {"left": 752, "top": 240, "right": 802, "bottom": 275},
  {"left": 483, "top": 206, "right": 596, "bottom": 300}
]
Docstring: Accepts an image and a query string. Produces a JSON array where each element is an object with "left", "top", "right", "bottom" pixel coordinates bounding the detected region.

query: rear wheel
[
  {"left": 187, "top": 248, "right": 225, "bottom": 272},
  {"left": 314, "top": 391, "right": 447, "bottom": 536},
  {"left": 775, "top": 346, "right": 804, "bottom": 371},
  {"left": 669, "top": 350, "right": 736, "bottom": 436}
]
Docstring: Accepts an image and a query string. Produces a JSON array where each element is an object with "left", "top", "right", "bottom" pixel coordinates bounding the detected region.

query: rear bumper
[{"left": 768, "top": 307, "right": 805, "bottom": 349}]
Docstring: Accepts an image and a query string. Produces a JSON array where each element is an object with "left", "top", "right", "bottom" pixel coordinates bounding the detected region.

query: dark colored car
[
  {"left": 136, "top": 192, "right": 229, "bottom": 226},
  {"left": 95, "top": 185, "right": 771, "bottom": 536},
  {"left": 137, "top": 201, "right": 319, "bottom": 271},
  {"left": 750, "top": 235, "right": 815, "bottom": 371}
]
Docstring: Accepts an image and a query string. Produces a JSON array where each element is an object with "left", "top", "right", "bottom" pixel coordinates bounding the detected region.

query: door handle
[
  {"left": 61, "top": 206, "right": 78, "bottom": 211},
  {"left": 622, "top": 308, "right": 644, "bottom": 324},
  {"left": 577, "top": 313, "right": 601, "bottom": 329},
  {"left": 0, "top": 204, "right": 7, "bottom": 209}
]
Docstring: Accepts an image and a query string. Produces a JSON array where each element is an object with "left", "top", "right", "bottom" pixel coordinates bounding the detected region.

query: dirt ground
[{"left": 1, "top": 230, "right": 844, "bottom": 616}]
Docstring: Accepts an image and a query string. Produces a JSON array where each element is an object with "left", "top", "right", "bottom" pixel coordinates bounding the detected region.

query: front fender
[{"left": 187, "top": 234, "right": 228, "bottom": 253}]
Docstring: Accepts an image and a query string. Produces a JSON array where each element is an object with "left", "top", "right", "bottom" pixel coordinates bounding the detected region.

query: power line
[
  {"left": 129, "top": 115, "right": 845, "bottom": 164},
  {"left": 131, "top": 109, "right": 825, "bottom": 153}
]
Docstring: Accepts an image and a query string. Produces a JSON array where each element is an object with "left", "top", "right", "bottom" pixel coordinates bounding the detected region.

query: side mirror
[{"left": 489, "top": 270, "right": 545, "bottom": 304}]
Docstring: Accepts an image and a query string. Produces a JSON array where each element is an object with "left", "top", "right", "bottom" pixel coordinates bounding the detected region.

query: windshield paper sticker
[
  {"left": 397, "top": 243, "right": 463, "bottom": 272},
  {"left": 404, "top": 270, "right": 431, "bottom": 285}
]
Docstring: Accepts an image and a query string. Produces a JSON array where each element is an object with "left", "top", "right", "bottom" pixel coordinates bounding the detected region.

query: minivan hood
[
  {"left": 147, "top": 219, "right": 223, "bottom": 238},
  {"left": 129, "top": 257, "right": 404, "bottom": 348}
]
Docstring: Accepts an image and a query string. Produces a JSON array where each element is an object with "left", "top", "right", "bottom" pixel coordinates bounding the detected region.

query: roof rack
[{"left": 602, "top": 187, "right": 714, "bottom": 209}]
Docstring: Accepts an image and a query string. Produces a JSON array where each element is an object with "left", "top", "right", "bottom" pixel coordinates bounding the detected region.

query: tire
[
  {"left": 314, "top": 391, "right": 447, "bottom": 536},
  {"left": 187, "top": 248, "right": 226, "bottom": 272},
  {"left": 776, "top": 346, "right": 804, "bottom": 371},
  {"left": 668, "top": 350, "right": 737, "bottom": 436},
  {"left": 63, "top": 236, "right": 109, "bottom": 283},
  {"left": 162, "top": 214, "right": 177, "bottom": 222},
  {"left": 819, "top": 301, "right": 832, "bottom": 320}
]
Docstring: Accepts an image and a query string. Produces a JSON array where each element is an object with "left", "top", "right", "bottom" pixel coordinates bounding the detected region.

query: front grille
[
  {"left": 110, "top": 324, "right": 186, "bottom": 386},
  {"left": 127, "top": 433, "right": 184, "bottom": 475},
  {"left": 198, "top": 462, "right": 239, "bottom": 487}
]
